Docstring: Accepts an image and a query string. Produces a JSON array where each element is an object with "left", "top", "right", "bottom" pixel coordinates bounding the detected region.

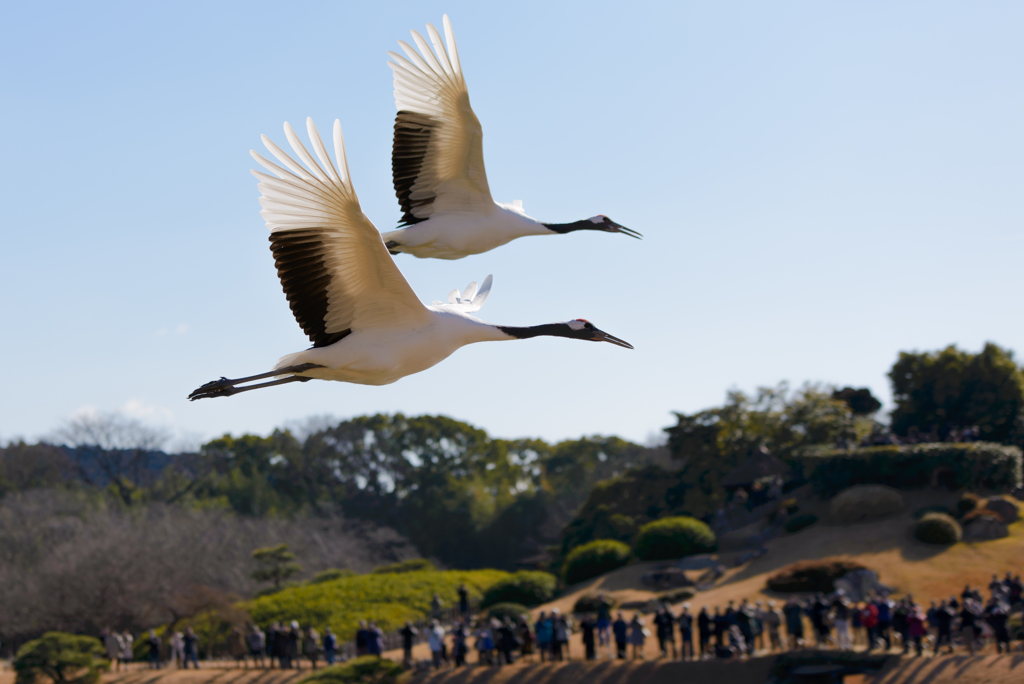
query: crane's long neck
[{"left": 496, "top": 324, "right": 573, "bottom": 341}]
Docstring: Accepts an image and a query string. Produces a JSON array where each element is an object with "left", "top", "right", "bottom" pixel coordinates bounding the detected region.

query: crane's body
[
  {"left": 275, "top": 306, "right": 508, "bottom": 386},
  {"left": 188, "top": 118, "right": 632, "bottom": 401},
  {"left": 382, "top": 203, "right": 549, "bottom": 260},
  {"left": 384, "top": 16, "right": 640, "bottom": 260}
]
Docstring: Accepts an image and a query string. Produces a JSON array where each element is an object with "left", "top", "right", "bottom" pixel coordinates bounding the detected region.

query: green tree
[
  {"left": 14, "top": 633, "right": 108, "bottom": 684},
  {"left": 665, "top": 383, "right": 864, "bottom": 517},
  {"left": 251, "top": 544, "right": 302, "bottom": 590},
  {"left": 889, "top": 342, "right": 1024, "bottom": 443}
]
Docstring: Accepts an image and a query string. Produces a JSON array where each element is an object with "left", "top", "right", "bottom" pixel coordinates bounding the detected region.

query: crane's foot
[{"left": 188, "top": 364, "right": 323, "bottom": 401}]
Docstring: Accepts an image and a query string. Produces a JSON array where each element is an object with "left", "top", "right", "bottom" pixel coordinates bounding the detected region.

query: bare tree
[{"left": 54, "top": 413, "right": 169, "bottom": 505}]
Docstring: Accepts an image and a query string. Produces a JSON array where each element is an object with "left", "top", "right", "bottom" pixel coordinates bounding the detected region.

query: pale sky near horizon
[{"left": 2, "top": 1, "right": 1022, "bottom": 448}]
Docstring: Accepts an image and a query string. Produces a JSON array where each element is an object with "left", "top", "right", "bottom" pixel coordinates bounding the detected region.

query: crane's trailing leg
[{"left": 188, "top": 363, "right": 324, "bottom": 401}]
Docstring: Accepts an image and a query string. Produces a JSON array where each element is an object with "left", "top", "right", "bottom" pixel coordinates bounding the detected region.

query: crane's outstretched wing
[
  {"left": 389, "top": 15, "right": 493, "bottom": 226},
  {"left": 253, "top": 118, "right": 431, "bottom": 347},
  {"left": 434, "top": 274, "right": 493, "bottom": 313}
]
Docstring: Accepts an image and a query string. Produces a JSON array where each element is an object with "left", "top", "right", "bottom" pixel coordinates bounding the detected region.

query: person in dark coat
[
  {"left": 984, "top": 600, "right": 1011, "bottom": 653},
  {"left": 697, "top": 606, "right": 712, "bottom": 658},
  {"left": 146, "top": 631, "right": 161, "bottom": 669},
  {"left": 284, "top": 622, "right": 301, "bottom": 669},
  {"left": 736, "top": 600, "right": 754, "bottom": 655},
  {"left": 933, "top": 600, "right": 954, "bottom": 654},
  {"left": 783, "top": 598, "right": 805, "bottom": 649},
  {"left": 355, "top": 620, "right": 369, "bottom": 657},
  {"left": 677, "top": 604, "right": 694, "bottom": 660},
  {"left": 497, "top": 619, "right": 519, "bottom": 665},
  {"left": 612, "top": 612, "right": 628, "bottom": 659},
  {"left": 654, "top": 606, "right": 675, "bottom": 658},
  {"left": 580, "top": 615, "right": 596, "bottom": 661},
  {"left": 400, "top": 621, "right": 418, "bottom": 667}
]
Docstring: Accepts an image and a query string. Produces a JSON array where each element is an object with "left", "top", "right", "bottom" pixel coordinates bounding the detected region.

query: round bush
[
  {"left": 913, "top": 513, "right": 961, "bottom": 545},
  {"left": 486, "top": 602, "right": 531, "bottom": 622},
  {"left": 572, "top": 593, "right": 619, "bottom": 614},
  {"left": 563, "top": 540, "right": 632, "bottom": 585},
  {"left": 784, "top": 513, "right": 819, "bottom": 533},
  {"left": 481, "top": 570, "right": 557, "bottom": 608},
  {"left": 829, "top": 485, "right": 905, "bottom": 524},
  {"left": 634, "top": 517, "right": 716, "bottom": 562},
  {"left": 14, "top": 632, "right": 108, "bottom": 684}
]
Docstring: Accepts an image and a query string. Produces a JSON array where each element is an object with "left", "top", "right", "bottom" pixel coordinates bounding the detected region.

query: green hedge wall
[{"left": 792, "top": 443, "right": 1022, "bottom": 498}]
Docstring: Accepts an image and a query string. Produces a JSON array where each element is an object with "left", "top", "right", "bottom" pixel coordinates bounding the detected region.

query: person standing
[
  {"left": 170, "top": 632, "right": 185, "bottom": 669},
  {"left": 596, "top": 593, "right": 613, "bottom": 658},
  {"left": 654, "top": 606, "right": 675, "bottom": 658},
  {"left": 833, "top": 597, "right": 852, "bottom": 650},
  {"left": 265, "top": 622, "right": 280, "bottom": 668},
  {"left": 860, "top": 601, "right": 878, "bottom": 651},
  {"left": 120, "top": 631, "right": 134, "bottom": 671},
  {"left": 283, "top": 622, "right": 300, "bottom": 669},
  {"left": 516, "top": 617, "right": 534, "bottom": 660},
  {"left": 498, "top": 618, "right": 520, "bottom": 665},
  {"left": 322, "top": 627, "right": 336, "bottom": 666},
  {"left": 228, "top": 627, "right": 247, "bottom": 667},
  {"left": 677, "top": 604, "right": 694, "bottom": 660},
  {"left": 736, "top": 600, "right": 754, "bottom": 655},
  {"left": 933, "top": 600, "right": 954, "bottom": 655},
  {"left": 628, "top": 613, "right": 646, "bottom": 660},
  {"left": 783, "top": 598, "right": 805, "bottom": 649},
  {"left": 697, "top": 606, "right": 712, "bottom": 658},
  {"left": 452, "top": 622, "right": 468, "bottom": 668},
  {"left": 875, "top": 598, "right": 893, "bottom": 651},
  {"left": 272, "top": 622, "right": 288, "bottom": 668},
  {"left": 183, "top": 628, "right": 199, "bottom": 669},
  {"left": 551, "top": 609, "right": 570, "bottom": 661},
  {"left": 714, "top": 606, "right": 727, "bottom": 648},
  {"left": 102, "top": 629, "right": 122, "bottom": 672},
  {"left": 906, "top": 605, "right": 926, "bottom": 656},
  {"left": 581, "top": 615, "right": 596, "bottom": 661},
  {"left": 613, "top": 612, "right": 629, "bottom": 660},
  {"left": 247, "top": 624, "right": 266, "bottom": 668},
  {"left": 763, "top": 601, "right": 782, "bottom": 652},
  {"left": 534, "top": 611, "right": 552, "bottom": 661},
  {"left": 428, "top": 619, "right": 446, "bottom": 669},
  {"left": 958, "top": 601, "right": 978, "bottom": 655},
  {"left": 366, "top": 622, "right": 384, "bottom": 658},
  {"left": 146, "top": 631, "right": 161, "bottom": 670},
  {"left": 985, "top": 599, "right": 1011, "bottom": 654},
  {"left": 400, "top": 621, "right": 418, "bottom": 667},
  {"left": 355, "top": 620, "right": 369, "bottom": 657},
  {"left": 304, "top": 627, "right": 320, "bottom": 670},
  {"left": 458, "top": 584, "right": 470, "bottom": 618}
]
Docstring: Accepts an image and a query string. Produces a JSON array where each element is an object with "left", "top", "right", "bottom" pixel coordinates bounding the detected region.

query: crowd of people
[{"left": 94, "top": 572, "right": 1022, "bottom": 672}]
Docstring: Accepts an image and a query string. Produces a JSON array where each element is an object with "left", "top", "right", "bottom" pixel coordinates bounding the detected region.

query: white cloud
[
  {"left": 121, "top": 399, "right": 174, "bottom": 421},
  {"left": 175, "top": 323, "right": 189, "bottom": 335},
  {"left": 71, "top": 404, "right": 101, "bottom": 420}
]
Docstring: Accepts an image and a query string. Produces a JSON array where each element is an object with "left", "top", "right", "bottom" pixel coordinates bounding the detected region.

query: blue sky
[{"left": 2, "top": 1, "right": 1022, "bottom": 447}]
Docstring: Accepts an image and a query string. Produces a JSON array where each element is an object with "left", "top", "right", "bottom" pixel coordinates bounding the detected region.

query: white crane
[
  {"left": 381, "top": 15, "right": 641, "bottom": 260},
  {"left": 189, "top": 118, "right": 633, "bottom": 400}
]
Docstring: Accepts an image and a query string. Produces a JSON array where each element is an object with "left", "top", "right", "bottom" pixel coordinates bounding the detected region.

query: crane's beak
[
  {"left": 603, "top": 218, "right": 642, "bottom": 239},
  {"left": 591, "top": 328, "right": 634, "bottom": 349}
]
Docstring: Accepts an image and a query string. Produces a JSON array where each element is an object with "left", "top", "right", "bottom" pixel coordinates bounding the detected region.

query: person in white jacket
[{"left": 428, "top": 619, "right": 446, "bottom": 670}]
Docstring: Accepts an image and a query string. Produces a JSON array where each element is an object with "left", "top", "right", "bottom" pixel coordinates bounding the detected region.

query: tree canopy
[{"left": 889, "top": 342, "right": 1024, "bottom": 443}]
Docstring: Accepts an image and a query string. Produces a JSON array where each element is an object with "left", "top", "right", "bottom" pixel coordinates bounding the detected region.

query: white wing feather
[
  {"left": 440, "top": 274, "right": 493, "bottom": 313},
  {"left": 389, "top": 14, "right": 493, "bottom": 221},
  {"left": 252, "top": 118, "right": 430, "bottom": 337}
]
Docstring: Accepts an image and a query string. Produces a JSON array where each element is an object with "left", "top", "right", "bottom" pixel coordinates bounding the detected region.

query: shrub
[
  {"left": 659, "top": 588, "right": 696, "bottom": 604},
  {"left": 244, "top": 568, "right": 508, "bottom": 639},
  {"left": 371, "top": 558, "right": 436, "bottom": 575},
  {"left": 297, "top": 657, "right": 403, "bottom": 684},
  {"left": 784, "top": 513, "right": 819, "bottom": 533},
  {"left": 487, "top": 603, "right": 531, "bottom": 622},
  {"left": 956, "top": 493, "right": 980, "bottom": 517},
  {"left": 572, "top": 593, "right": 618, "bottom": 614},
  {"left": 309, "top": 569, "right": 356, "bottom": 584},
  {"left": 634, "top": 517, "right": 716, "bottom": 562},
  {"left": 783, "top": 499, "right": 800, "bottom": 514},
  {"left": 913, "top": 505, "right": 951, "bottom": 519},
  {"left": 792, "top": 443, "right": 1022, "bottom": 497},
  {"left": 830, "top": 485, "right": 905, "bottom": 524},
  {"left": 1010, "top": 615, "right": 1023, "bottom": 641},
  {"left": 480, "top": 571, "right": 557, "bottom": 608},
  {"left": 913, "top": 513, "right": 961, "bottom": 545},
  {"left": 766, "top": 559, "right": 866, "bottom": 594},
  {"left": 562, "top": 540, "right": 632, "bottom": 585},
  {"left": 14, "top": 632, "right": 108, "bottom": 684}
]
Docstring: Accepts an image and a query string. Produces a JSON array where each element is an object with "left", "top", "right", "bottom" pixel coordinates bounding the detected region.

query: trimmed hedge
[
  {"left": 480, "top": 571, "right": 557, "bottom": 608},
  {"left": 767, "top": 559, "right": 865, "bottom": 593},
  {"left": 371, "top": 558, "right": 436, "bottom": 575},
  {"left": 784, "top": 513, "right": 819, "bottom": 533},
  {"left": 14, "top": 632, "right": 109, "bottom": 684},
  {"left": 563, "top": 540, "right": 632, "bottom": 585},
  {"left": 634, "top": 516, "right": 716, "bottom": 562},
  {"left": 914, "top": 513, "right": 961, "bottom": 545},
  {"left": 486, "top": 602, "right": 530, "bottom": 622},
  {"left": 792, "top": 443, "right": 1022, "bottom": 497}
]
